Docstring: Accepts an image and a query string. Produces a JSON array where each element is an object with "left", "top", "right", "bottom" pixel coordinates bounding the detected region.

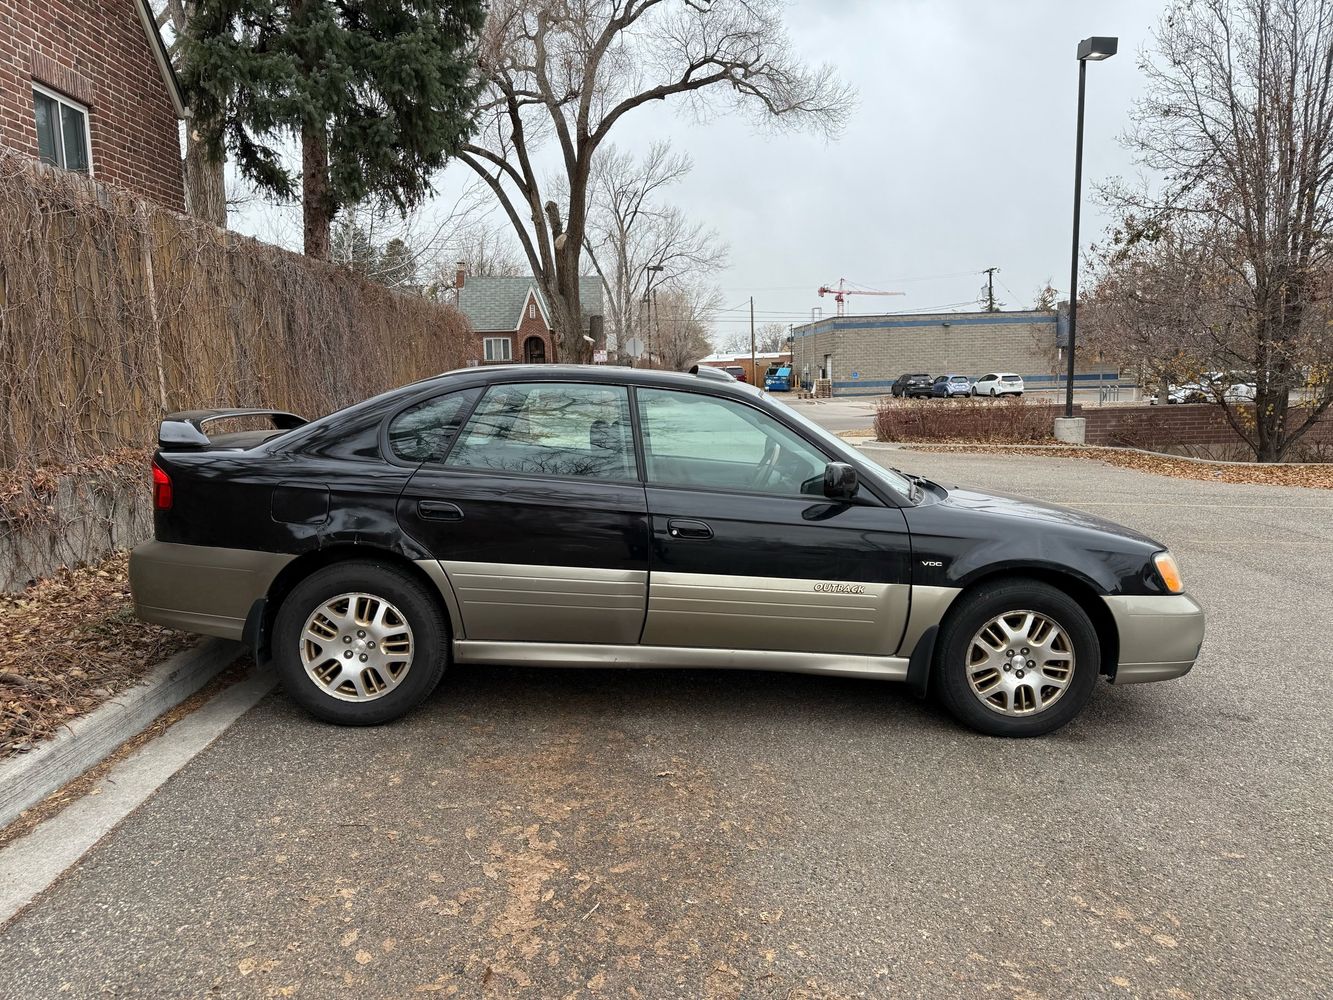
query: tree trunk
[
  {"left": 301, "top": 121, "right": 333, "bottom": 260},
  {"left": 183, "top": 129, "right": 226, "bottom": 227}
]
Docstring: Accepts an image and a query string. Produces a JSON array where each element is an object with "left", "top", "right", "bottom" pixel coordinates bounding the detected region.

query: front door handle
[
  {"left": 418, "top": 500, "right": 464, "bottom": 521},
  {"left": 667, "top": 518, "right": 712, "bottom": 540}
]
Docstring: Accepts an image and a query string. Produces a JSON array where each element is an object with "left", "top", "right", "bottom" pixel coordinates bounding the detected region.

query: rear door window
[{"left": 447, "top": 382, "right": 637, "bottom": 482}]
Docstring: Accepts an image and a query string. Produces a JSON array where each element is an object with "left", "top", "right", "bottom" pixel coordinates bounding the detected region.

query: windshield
[{"left": 757, "top": 388, "right": 916, "bottom": 499}]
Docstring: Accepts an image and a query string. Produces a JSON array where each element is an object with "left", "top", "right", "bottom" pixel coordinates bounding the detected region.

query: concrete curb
[{"left": 0, "top": 638, "right": 242, "bottom": 830}]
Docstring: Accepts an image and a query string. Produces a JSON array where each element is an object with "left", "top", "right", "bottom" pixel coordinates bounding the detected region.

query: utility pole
[
  {"left": 982, "top": 267, "right": 999, "bottom": 312},
  {"left": 749, "top": 296, "right": 756, "bottom": 385}
]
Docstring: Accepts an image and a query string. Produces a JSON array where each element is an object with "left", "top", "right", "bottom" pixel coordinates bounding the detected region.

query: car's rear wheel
[
  {"left": 934, "top": 580, "right": 1099, "bottom": 736},
  {"left": 990, "top": 387, "right": 997, "bottom": 397},
  {"left": 273, "top": 560, "right": 448, "bottom": 725}
]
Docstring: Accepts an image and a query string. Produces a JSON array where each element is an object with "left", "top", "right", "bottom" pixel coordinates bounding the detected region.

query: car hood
[{"left": 934, "top": 485, "right": 1160, "bottom": 548}]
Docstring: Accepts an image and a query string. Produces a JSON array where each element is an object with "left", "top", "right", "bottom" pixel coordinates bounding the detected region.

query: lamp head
[{"left": 1077, "top": 36, "right": 1118, "bottom": 61}]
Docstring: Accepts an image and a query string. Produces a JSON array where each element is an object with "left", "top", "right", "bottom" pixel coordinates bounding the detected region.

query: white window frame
[
  {"left": 32, "top": 83, "right": 93, "bottom": 176},
  {"left": 528, "top": 302, "right": 536, "bottom": 319},
  {"left": 484, "top": 337, "right": 512, "bottom": 362}
]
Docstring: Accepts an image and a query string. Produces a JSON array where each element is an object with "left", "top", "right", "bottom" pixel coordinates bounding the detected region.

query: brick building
[
  {"left": 0, "top": 0, "right": 185, "bottom": 210},
  {"left": 790, "top": 309, "right": 1117, "bottom": 397},
  {"left": 454, "top": 268, "right": 604, "bottom": 366}
]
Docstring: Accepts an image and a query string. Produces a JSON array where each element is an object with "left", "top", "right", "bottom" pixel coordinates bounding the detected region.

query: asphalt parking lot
[{"left": 1, "top": 449, "right": 1330, "bottom": 999}]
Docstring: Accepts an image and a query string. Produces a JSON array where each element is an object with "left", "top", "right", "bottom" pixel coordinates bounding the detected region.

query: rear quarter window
[{"left": 387, "top": 390, "right": 478, "bottom": 463}]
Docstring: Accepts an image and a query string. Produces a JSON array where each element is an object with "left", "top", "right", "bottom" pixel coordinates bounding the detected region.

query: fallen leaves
[
  {"left": 901, "top": 443, "right": 1333, "bottom": 489},
  {"left": 0, "top": 550, "right": 194, "bottom": 757}
]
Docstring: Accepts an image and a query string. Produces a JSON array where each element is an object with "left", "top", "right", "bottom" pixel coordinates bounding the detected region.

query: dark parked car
[
  {"left": 130, "top": 365, "right": 1203, "bottom": 737},
  {"left": 723, "top": 365, "right": 747, "bottom": 383},
  {"left": 930, "top": 374, "right": 973, "bottom": 398},
  {"left": 891, "top": 373, "right": 933, "bottom": 398}
]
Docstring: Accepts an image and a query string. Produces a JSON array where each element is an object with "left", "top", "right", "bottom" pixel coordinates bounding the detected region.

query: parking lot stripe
[{"left": 0, "top": 670, "right": 274, "bottom": 926}]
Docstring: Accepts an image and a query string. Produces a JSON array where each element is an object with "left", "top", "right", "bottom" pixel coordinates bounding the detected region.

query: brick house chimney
[{"left": 455, "top": 261, "right": 466, "bottom": 290}]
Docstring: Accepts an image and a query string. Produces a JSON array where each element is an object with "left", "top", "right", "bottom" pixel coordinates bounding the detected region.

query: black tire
[
  {"left": 933, "top": 579, "right": 1100, "bottom": 737},
  {"left": 272, "top": 560, "right": 448, "bottom": 725}
]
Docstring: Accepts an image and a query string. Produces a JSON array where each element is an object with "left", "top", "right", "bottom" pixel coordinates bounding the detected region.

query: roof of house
[
  {"left": 457, "top": 275, "right": 603, "bottom": 333},
  {"left": 135, "top": 0, "right": 187, "bottom": 119}
]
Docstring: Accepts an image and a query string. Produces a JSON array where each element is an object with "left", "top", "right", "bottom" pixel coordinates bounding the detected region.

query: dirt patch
[
  {"left": 898, "top": 443, "right": 1333, "bottom": 489},
  {"left": 0, "top": 550, "right": 194, "bottom": 757}
]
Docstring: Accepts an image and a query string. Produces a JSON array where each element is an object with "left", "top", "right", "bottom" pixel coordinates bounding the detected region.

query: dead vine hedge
[
  {"left": 0, "top": 151, "right": 472, "bottom": 587},
  {"left": 0, "top": 150, "right": 472, "bottom": 470}
]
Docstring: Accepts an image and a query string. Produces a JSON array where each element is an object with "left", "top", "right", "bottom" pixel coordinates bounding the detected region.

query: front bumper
[
  {"left": 129, "top": 540, "right": 292, "bottom": 640},
  {"left": 1103, "top": 593, "right": 1205, "bottom": 683}
]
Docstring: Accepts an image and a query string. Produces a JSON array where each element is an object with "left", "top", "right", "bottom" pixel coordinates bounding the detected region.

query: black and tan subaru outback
[{"left": 130, "top": 365, "right": 1204, "bottom": 737}]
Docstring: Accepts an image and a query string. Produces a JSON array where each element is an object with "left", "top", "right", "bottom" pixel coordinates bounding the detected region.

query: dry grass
[{"left": 0, "top": 551, "right": 194, "bottom": 756}]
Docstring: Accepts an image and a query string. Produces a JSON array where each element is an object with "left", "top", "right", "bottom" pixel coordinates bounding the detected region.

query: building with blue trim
[{"left": 789, "top": 309, "right": 1118, "bottom": 396}]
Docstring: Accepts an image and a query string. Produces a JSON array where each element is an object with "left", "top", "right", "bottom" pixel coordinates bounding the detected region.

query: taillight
[{"left": 152, "top": 461, "right": 173, "bottom": 510}]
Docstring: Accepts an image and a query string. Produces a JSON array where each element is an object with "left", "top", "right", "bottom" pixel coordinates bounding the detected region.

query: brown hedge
[
  {"left": 874, "top": 397, "right": 1061, "bottom": 444},
  {"left": 0, "top": 150, "right": 472, "bottom": 470}
]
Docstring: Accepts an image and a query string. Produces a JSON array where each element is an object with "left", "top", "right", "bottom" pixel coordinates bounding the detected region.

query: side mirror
[{"left": 822, "top": 462, "right": 858, "bottom": 501}]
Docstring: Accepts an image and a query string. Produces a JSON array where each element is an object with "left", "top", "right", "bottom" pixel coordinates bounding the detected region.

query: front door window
[
  {"left": 524, "top": 336, "right": 546, "bottom": 364},
  {"left": 636, "top": 388, "right": 827, "bottom": 496}
]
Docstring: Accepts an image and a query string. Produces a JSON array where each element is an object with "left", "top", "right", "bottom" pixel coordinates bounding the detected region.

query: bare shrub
[{"left": 874, "top": 398, "right": 1061, "bottom": 444}]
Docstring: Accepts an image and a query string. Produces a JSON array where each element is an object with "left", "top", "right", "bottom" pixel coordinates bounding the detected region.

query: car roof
[{"left": 425, "top": 363, "right": 761, "bottom": 396}]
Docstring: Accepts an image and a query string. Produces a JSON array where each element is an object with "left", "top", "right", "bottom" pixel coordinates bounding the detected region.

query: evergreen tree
[{"left": 182, "top": 0, "right": 486, "bottom": 259}]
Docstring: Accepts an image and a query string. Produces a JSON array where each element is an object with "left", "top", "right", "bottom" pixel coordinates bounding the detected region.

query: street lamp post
[
  {"left": 643, "top": 264, "right": 665, "bottom": 368},
  {"left": 1064, "top": 35, "right": 1117, "bottom": 419}
]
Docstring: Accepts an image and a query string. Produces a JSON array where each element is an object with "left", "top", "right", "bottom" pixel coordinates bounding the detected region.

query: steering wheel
[{"left": 749, "top": 437, "right": 781, "bottom": 489}]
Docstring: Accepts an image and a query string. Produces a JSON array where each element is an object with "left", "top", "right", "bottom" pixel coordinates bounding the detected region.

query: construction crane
[{"left": 816, "top": 278, "right": 905, "bottom": 316}]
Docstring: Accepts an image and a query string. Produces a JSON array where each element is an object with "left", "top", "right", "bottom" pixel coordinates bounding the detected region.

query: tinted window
[
  {"left": 1001, "top": 375, "right": 1022, "bottom": 382},
  {"left": 637, "top": 388, "right": 827, "bottom": 496},
  {"left": 388, "top": 390, "right": 477, "bottom": 462},
  {"left": 448, "top": 382, "right": 636, "bottom": 481}
]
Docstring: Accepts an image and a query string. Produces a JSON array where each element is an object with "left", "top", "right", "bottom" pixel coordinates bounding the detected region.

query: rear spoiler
[{"left": 158, "top": 408, "right": 308, "bottom": 450}]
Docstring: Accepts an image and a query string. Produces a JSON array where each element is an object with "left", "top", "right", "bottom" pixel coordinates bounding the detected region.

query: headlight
[{"left": 1153, "top": 551, "right": 1184, "bottom": 594}]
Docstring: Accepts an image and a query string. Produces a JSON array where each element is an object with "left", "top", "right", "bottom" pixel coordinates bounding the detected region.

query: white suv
[{"left": 972, "top": 373, "right": 1024, "bottom": 397}]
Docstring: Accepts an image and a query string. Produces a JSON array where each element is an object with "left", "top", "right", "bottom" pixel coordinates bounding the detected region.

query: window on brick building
[
  {"left": 528, "top": 302, "right": 536, "bottom": 319},
  {"left": 33, "top": 86, "right": 91, "bottom": 175},
  {"left": 484, "top": 337, "right": 512, "bottom": 362}
]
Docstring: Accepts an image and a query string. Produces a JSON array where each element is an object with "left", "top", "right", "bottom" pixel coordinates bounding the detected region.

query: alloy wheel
[
  {"left": 965, "top": 610, "right": 1075, "bottom": 716},
  {"left": 300, "top": 592, "right": 414, "bottom": 702}
]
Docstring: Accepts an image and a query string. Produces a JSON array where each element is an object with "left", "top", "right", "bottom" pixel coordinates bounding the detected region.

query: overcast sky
[{"left": 233, "top": 0, "right": 1169, "bottom": 341}]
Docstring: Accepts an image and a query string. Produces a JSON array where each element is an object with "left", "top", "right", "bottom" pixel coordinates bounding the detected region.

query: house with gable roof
[{"left": 454, "top": 265, "right": 604, "bottom": 365}]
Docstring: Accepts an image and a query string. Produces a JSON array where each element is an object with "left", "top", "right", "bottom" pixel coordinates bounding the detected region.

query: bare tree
[
  {"left": 653, "top": 282, "right": 721, "bottom": 370},
  {"left": 153, "top": 1, "right": 226, "bottom": 225},
  {"left": 753, "top": 322, "right": 788, "bottom": 353},
  {"left": 1033, "top": 279, "right": 1059, "bottom": 312},
  {"left": 1105, "top": 0, "right": 1333, "bottom": 460},
  {"left": 579, "top": 142, "right": 728, "bottom": 357},
  {"left": 423, "top": 222, "right": 529, "bottom": 300},
  {"left": 461, "top": 0, "right": 851, "bottom": 361},
  {"left": 1083, "top": 222, "right": 1215, "bottom": 402}
]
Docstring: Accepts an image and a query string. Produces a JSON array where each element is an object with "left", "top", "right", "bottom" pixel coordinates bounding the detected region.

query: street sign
[
  {"left": 593, "top": 350, "right": 608, "bottom": 363},
  {"left": 624, "top": 337, "right": 644, "bottom": 358},
  {"left": 851, "top": 371, "right": 860, "bottom": 380}
]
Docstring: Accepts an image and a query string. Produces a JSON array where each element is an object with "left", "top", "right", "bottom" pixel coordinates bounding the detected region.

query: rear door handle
[
  {"left": 667, "top": 518, "right": 713, "bottom": 540},
  {"left": 418, "top": 500, "right": 464, "bottom": 521}
]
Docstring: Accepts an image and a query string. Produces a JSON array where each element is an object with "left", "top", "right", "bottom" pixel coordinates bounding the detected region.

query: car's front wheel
[
  {"left": 272, "top": 560, "right": 448, "bottom": 725},
  {"left": 934, "top": 579, "right": 1099, "bottom": 737}
]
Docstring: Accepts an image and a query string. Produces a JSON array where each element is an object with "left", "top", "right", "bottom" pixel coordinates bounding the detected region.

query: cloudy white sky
[{"left": 233, "top": 0, "right": 1170, "bottom": 341}]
